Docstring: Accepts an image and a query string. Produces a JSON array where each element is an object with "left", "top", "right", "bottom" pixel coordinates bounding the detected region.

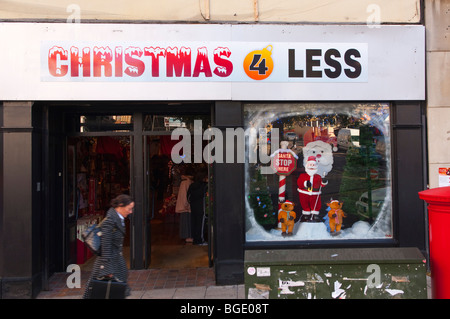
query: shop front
[{"left": 0, "top": 23, "right": 426, "bottom": 298}]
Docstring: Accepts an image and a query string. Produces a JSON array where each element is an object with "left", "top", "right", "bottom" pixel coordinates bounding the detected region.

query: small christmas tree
[{"left": 248, "top": 167, "right": 277, "bottom": 230}]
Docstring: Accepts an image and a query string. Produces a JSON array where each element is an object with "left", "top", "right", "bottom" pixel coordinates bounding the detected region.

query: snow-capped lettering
[
  {"left": 144, "top": 47, "right": 166, "bottom": 77},
  {"left": 48, "top": 46, "right": 68, "bottom": 77},
  {"left": 166, "top": 46, "right": 191, "bottom": 77},
  {"left": 115, "top": 47, "right": 123, "bottom": 77},
  {"left": 47, "top": 44, "right": 235, "bottom": 79},
  {"left": 213, "top": 47, "right": 233, "bottom": 77},
  {"left": 124, "top": 47, "right": 145, "bottom": 77},
  {"left": 93, "top": 46, "right": 113, "bottom": 77},
  {"left": 70, "top": 46, "right": 91, "bottom": 77},
  {"left": 193, "top": 47, "right": 212, "bottom": 77}
]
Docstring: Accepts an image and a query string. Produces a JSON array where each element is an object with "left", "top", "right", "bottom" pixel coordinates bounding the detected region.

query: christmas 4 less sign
[{"left": 42, "top": 41, "right": 367, "bottom": 83}]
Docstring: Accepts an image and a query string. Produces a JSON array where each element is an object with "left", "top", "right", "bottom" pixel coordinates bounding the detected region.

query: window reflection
[
  {"left": 79, "top": 115, "right": 133, "bottom": 132},
  {"left": 143, "top": 115, "right": 210, "bottom": 131}
]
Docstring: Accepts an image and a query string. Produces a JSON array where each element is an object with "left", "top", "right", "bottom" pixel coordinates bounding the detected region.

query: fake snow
[
  {"left": 245, "top": 179, "right": 392, "bottom": 241},
  {"left": 246, "top": 199, "right": 390, "bottom": 241}
]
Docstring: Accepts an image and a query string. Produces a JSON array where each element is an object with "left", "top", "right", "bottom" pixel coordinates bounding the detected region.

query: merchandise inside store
[
  {"left": 68, "top": 136, "right": 132, "bottom": 267},
  {"left": 145, "top": 135, "right": 210, "bottom": 269}
]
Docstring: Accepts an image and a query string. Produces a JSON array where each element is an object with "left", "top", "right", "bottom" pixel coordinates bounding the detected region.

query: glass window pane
[
  {"left": 78, "top": 115, "right": 133, "bottom": 132},
  {"left": 143, "top": 114, "right": 210, "bottom": 131},
  {"left": 244, "top": 103, "right": 392, "bottom": 242}
]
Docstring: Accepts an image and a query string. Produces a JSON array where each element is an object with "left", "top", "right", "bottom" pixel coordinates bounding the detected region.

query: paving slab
[
  {"left": 141, "top": 288, "right": 177, "bottom": 299},
  {"left": 173, "top": 286, "right": 207, "bottom": 299},
  {"left": 205, "top": 285, "right": 239, "bottom": 299}
]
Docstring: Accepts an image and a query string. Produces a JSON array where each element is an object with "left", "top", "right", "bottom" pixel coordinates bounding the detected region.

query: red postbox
[{"left": 419, "top": 186, "right": 450, "bottom": 299}]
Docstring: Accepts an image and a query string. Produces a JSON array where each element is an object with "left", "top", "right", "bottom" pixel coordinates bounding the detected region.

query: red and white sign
[
  {"left": 41, "top": 41, "right": 368, "bottom": 83},
  {"left": 0, "top": 23, "right": 425, "bottom": 100},
  {"left": 439, "top": 168, "right": 450, "bottom": 187},
  {"left": 271, "top": 151, "right": 298, "bottom": 176},
  {"left": 370, "top": 168, "right": 379, "bottom": 180}
]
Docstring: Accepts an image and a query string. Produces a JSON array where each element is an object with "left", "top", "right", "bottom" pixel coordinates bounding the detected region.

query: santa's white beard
[{"left": 305, "top": 167, "right": 318, "bottom": 176}]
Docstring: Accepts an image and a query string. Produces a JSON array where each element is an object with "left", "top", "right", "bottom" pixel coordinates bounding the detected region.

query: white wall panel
[{"left": 0, "top": 23, "right": 425, "bottom": 101}]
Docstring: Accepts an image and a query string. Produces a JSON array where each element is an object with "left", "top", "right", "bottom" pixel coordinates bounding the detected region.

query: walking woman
[{"left": 83, "top": 194, "right": 134, "bottom": 299}]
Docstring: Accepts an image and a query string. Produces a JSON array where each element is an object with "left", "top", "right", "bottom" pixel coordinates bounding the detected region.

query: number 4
[{"left": 249, "top": 54, "right": 268, "bottom": 75}]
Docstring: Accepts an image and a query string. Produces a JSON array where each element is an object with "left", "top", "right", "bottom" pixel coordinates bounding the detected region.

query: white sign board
[
  {"left": 0, "top": 23, "right": 425, "bottom": 101},
  {"left": 41, "top": 41, "right": 368, "bottom": 83},
  {"left": 439, "top": 168, "right": 450, "bottom": 187}
]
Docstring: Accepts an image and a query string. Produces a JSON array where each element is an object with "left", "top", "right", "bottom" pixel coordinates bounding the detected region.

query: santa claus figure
[
  {"left": 302, "top": 140, "right": 334, "bottom": 178},
  {"left": 297, "top": 156, "right": 328, "bottom": 222}
]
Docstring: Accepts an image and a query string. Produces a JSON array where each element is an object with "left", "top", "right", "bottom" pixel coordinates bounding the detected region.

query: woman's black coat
[{"left": 83, "top": 207, "right": 129, "bottom": 298}]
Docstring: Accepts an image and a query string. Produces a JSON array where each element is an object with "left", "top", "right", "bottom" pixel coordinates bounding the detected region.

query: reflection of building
[
  {"left": 0, "top": 2, "right": 431, "bottom": 299},
  {"left": 356, "top": 187, "right": 391, "bottom": 220}
]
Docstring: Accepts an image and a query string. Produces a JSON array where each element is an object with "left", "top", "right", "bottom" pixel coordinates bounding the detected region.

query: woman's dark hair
[
  {"left": 111, "top": 194, "right": 134, "bottom": 208},
  {"left": 194, "top": 170, "right": 208, "bottom": 182}
]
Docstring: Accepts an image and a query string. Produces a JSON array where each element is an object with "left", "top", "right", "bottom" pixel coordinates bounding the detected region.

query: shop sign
[
  {"left": 0, "top": 23, "right": 425, "bottom": 100},
  {"left": 42, "top": 41, "right": 368, "bottom": 83},
  {"left": 438, "top": 168, "right": 450, "bottom": 187},
  {"left": 271, "top": 150, "right": 298, "bottom": 176}
]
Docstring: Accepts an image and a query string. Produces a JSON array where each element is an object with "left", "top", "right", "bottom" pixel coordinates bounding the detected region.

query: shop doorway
[
  {"left": 142, "top": 115, "right": 212, "bottom": 269},
  {"left": 63, "top": 108, "right": 213, "bottom": 272}
]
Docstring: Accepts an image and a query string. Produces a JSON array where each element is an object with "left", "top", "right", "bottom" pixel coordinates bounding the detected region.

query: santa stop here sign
[{"left": 271, "top": 150, "right": 298, "bottom": 176}]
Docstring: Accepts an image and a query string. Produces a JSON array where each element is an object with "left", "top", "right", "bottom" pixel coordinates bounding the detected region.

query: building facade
[{"left": 0, "top": 0, "right": 445, "bottom": 298}]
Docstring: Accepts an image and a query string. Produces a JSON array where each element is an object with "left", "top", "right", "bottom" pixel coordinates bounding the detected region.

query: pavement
[
  {"left": 37, "top": 284, "right": 245, "bottom": 299},
  {"left": 36, "top": 270, "right": 432, "bottom": 299},
  {"left": 128, "top": 284, "right": 245, "bottom": 299},
  {"left": 35, "top": 267, "right": 245, "bottom": 299}
]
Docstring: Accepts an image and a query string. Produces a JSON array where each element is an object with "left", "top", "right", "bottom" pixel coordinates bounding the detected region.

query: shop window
[
  {"left": 143, "top": 114, "right": 211, "bottom": 131},
  {"left": 78, "top": 115, "right": 133, "bottom": 132},
  {"left": 244, "top": 103, "right": 392, "bottom": 242}
]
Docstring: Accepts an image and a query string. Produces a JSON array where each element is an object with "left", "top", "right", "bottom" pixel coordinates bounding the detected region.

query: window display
[{"left": 245, "top": 103, "right": 392, "bottom": 242}]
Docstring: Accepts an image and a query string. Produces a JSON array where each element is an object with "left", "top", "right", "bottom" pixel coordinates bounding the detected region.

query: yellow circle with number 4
[{"left": 243, "top": 45, "right": 274, "bottom": 81}]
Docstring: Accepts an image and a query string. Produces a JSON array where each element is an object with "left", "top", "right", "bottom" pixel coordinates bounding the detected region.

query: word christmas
[{"left": 47, "top": 45, "right": 233, "bottom": 79}]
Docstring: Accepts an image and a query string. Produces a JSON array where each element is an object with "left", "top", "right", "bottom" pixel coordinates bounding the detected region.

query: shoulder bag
[{"left": 81, "top": 217, "right": 108, "bottom": 256}]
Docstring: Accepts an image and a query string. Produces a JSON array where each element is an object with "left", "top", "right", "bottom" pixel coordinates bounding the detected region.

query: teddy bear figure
[
  {"left": 327, "top": 200, "right": 346, "bottom": 235},
  {"left": 278, "top": 200, "right": 296, "bottom": 237}
]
